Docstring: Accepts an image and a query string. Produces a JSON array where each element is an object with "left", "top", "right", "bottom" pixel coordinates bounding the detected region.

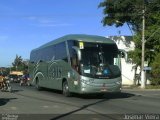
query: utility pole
[{"left": 141, "top": 3, "right": 146, "bottom": 89}]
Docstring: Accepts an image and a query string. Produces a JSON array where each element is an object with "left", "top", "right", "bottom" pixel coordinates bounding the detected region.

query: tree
[
  {"left": 99, "top": 0, "right": 160, "bottom": 84},
  {"left": 12, "top": 55, "right": 28, "bottom": 71},
  {"left": 99, "top": 0, "right": 160, "bottom": 31},
  {"left": 151, "top": 53, "right": 160, "bottom": 85}
]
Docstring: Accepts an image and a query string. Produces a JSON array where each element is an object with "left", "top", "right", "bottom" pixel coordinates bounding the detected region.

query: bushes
[
  {"left": 151, "top": 53, "right": 160, "bottom": 85},
  {"left": 151, "top": 78, "right": 160, "bottom": 85}
]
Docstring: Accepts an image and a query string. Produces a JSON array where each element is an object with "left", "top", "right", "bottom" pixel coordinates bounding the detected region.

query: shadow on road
[
  {"left": 50, "top": 99, "right": 113, "bottom": 120},
  {"left": 72, "top": 92, "right": 135, "bottom": 100},
  {"left": 0, "top": 98, "right": 17, "bottom": 106},
  {"left": 104, "top": 92, "right": 136, "bottom": 99},
  {"left": 38, "top": 87, "right": 136, "bottom": 100},
  {"left": 50, "top": 92, "right": 135, "bottom": 120}
]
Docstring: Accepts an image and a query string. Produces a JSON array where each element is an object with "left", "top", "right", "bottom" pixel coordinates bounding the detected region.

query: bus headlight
[
  {"left": 74, "top": 81, "right": 78, "bottom": 85},
  {"left": 68, "top": 72, "right": 71, "bottom": 78}
]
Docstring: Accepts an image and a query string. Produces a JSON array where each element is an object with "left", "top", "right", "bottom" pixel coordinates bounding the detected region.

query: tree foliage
[
  {"left": 99, "top": 0, "right": 160, "bottom": 31},
  {"left": 12, "top": 55, "right": 23, "bottom": 67},
  {"left": 12, "top": 55, "right": 28, "bottom": 71},
  {"left": 99, "top": 0, "right": 160, "bottom": 62},
  {"left": 99, "top": 0, "right": 160, "bottom": 84},
  {"left": 99, "top": 0, "right": 160, "bottom": 59},
  {"left": 151, "top": 53, "right": 160, "bottom": 85}
]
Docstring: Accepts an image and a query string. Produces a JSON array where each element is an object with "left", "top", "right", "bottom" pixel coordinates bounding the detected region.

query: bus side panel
[
  {"left": 29, "top": 61, "right": 48, "bottom": 87},
  {"left": 48, "top": 61, "right": 60, "bottom": 89},
  {"left": 38, "top": 61, "right": 48, "bottom": 87},
  {"left": 47, "top": 60, "right": 70, "bottom": 90}
]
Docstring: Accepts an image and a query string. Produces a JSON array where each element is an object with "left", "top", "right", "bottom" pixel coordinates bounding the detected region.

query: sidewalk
[{"left": 122, "top": 85, "right": 160, "bottom": 91}]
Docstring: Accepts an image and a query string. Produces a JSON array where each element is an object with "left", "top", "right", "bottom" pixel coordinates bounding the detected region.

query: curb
[{"left": 122, "top": 86, "right": 160, "bottom": 91}]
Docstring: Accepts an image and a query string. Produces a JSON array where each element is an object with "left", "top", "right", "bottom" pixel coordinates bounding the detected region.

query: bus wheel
[
  {"left": 63, "top": 81, "right": 71, "bottom": 97},
  {"left": 36, "top": 79, "right": 41, "bottom": 91}
]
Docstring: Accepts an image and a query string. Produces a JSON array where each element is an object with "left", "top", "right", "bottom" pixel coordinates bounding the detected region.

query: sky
[{"left": 0, "top": 0, "right": 132, "bottom": 67}]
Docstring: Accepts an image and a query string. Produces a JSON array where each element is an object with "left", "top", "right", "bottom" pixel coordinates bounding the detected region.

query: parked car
[{"left": 9, "top": 74, "right": 21, "bottom": 83}]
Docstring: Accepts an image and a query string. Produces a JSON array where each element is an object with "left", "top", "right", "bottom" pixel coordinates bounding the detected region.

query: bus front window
[{"left": 80, "top": 43, "right": 121, "bottom": 79}]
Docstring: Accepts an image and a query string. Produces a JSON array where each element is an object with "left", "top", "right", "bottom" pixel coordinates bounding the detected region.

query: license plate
[{"left": 101, "top": 88, "right": 107, "bottom": 91}]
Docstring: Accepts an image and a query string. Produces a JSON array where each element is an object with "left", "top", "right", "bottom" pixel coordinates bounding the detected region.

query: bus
[{"left": 29, "top": 34, "right": 122, "bottom": 96}]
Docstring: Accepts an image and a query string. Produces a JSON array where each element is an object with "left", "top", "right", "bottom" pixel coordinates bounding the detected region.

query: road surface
[{"left": 0, "top": 83, "right": 160, "bottom": 120}]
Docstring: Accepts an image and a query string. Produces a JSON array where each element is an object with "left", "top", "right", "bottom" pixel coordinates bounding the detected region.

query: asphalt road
[{"left": 0, "top": 83, "right": 160, "bottom": 120}]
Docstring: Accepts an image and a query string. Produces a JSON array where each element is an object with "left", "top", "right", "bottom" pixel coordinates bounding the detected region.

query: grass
[{"left": 145, "top": 85, "right": 160, "bottom": 89}]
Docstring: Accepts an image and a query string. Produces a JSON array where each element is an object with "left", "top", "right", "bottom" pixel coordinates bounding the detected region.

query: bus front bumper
[{"left": 79, "top": 82, "right": 121, "bottom": 94}]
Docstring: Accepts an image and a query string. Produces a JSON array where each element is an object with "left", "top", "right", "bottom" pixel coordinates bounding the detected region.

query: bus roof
[{"left": 32, "top": 34, "right": 116, "bottom": 51}]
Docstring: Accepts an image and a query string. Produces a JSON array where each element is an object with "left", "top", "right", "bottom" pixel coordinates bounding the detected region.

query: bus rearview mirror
[{"left": 72, "top": 46, "right": 81, "bottom": 61}]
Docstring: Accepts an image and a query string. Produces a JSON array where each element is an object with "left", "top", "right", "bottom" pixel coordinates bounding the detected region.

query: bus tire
[
  {"left": 35, "top": 78, "right": 41, "bottom": 91},
  {"left": 62, "top": 81, "right": 71, "bottom": 97}
]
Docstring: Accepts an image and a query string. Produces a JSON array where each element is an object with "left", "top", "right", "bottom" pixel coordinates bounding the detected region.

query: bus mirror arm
[{"left": 72, "top": 46, "right": 81, "bottom": 61}]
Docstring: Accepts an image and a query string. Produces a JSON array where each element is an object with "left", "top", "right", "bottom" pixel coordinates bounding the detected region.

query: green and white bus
[{"left": 29, "top": 34, "right": 122, "bottom": 96}]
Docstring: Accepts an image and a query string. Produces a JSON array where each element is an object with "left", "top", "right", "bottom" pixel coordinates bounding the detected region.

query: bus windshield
[{"left": 80, "top": 43, "right": 121, "bottom": 79}]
